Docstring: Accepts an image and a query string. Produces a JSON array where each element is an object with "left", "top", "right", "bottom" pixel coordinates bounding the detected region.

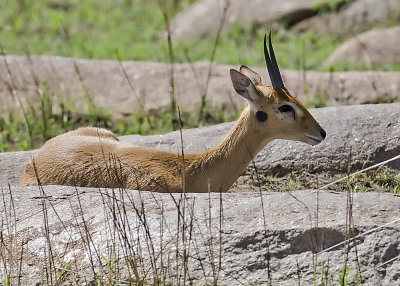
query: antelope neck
[{"left": 188, "top": 105, "right": 273, "bottom": 191}]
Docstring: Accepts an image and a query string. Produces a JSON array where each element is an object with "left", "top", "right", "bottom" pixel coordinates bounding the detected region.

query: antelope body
[{"left": 20, "top": 33, "right": 326, "bottom": 192}]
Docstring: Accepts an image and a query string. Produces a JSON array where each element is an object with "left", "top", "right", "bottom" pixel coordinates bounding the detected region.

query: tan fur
[{"left": 20, "top": 67, "right": 325, "bottom": 192}]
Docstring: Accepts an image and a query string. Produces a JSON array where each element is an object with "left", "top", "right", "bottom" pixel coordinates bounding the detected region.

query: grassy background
[
  {"left": 0, "top": 0, "right": 399, "bottom": 151},
  {"left": 2, "top": 0, "right": 399, "bottom": 71},
  {"left": 0, "top": 2, "right": 399, "bottom": 283}
]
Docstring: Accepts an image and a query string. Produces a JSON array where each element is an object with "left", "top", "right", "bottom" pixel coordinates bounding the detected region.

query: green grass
[
  {"left": 339, "top": 168, "right": 400, "bottom": 193},
  {"left": 0, "top": 1, "right": 345, "bottom": 152},
  {"left": 1, "top": 0, "right": 398, "bottom": 71},
  {"left": 285, "top": 173, "right": 303, "bottom": 191},
  {"left": 0, "top": 0, "right": 193, "bottom": 62},
  {"left": 1, "top": 0, "right": 399, "bottom": 152},
  {"left": 0, "top": 90, "right": 240, "bottom": 151},
  {"left": 312, "top": 0, "right": 355, "bottom": 14}
]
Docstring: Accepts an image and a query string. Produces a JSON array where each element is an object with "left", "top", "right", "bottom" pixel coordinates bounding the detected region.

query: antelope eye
[
  {"left": 256, "top": 111, "right": 268, "bottom": 122},
  {"left": 278, "top": 105, "right": 294, "bottom": 113}
]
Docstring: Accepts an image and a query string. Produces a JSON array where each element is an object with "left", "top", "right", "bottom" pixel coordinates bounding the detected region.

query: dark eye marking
[
  {"left": 256, "top": 111, "right": 268, "bottom": 122},
  {"left": 278, "top": 105, "right": 294, "bottom": 113}
]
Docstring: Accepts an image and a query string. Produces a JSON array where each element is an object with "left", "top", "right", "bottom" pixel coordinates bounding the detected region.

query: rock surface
[
  {"left": 324, "top": 26, "right": 400, "bottom": 68},
  {"left": 293, "top": 0, "right": 400, "bottom": 35},
  {"left": 169, "top": 0, "right": 324, "bottom": 41},
  {"left": 171, "top": 0, "right": 400, "bottom": 40},
  {"left": 1, "top": 56, "right": 399, "bottom": 120},
  {"left": 1, "top": 103, "right": 400, "bottom": 284},
  {"left": 1, "top": 103, "right": 399, "bottom": 188},
  {"left": 1, "top": 186, "right": 399, "bottom": 284}
]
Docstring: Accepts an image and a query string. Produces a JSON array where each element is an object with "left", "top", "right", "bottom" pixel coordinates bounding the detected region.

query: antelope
[{"left": 20, "top": 32, "right": 326, "bottom": 193}]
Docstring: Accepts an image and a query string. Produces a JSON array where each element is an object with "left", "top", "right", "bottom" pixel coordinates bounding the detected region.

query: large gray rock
[
  {"left": 1, "top": 103, "right": 399, "bottom": 284},
  {"left": 1, "top": 103, "right": 399, "bottom": 188},
  {"left": 293, "top": 0, "right": 400, "bottom": 35},
  {"left": 169, "top": 0, "right": 325, "bottom": 41},
  {"left": 119, "top": 103, "right": 400, "bottom": 176},
  {"left": 1, "top": 56, "right": 399, "bottom": 121},
  {"left": 252, "top": 103, "right": 400, "bottom": 175},
  {"left": 324, "top": 27, "right": 400, "bottom": 68},
  {"left": 1, "top": 186, "right": 399, "bottom": 284}
]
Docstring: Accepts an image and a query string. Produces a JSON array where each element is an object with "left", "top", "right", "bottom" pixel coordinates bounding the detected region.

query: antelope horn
[{"left": 264, "top": 31, "right": 285, "bottom": 91}]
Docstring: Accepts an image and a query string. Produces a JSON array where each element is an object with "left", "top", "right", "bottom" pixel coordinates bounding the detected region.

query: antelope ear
[
  {"left": 239, "top": 65, "right": 262, "bottom": 85},
  {"left": 230, "top": 69, "right": 259, "bottom": 102}
]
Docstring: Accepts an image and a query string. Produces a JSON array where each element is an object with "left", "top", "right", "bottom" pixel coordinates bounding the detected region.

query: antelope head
[{"left": 230, "top": 32, "right": 326, "bottom": 146}]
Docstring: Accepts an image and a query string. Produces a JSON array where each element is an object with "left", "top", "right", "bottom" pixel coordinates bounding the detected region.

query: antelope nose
[{"left": 320, "top": 129, "right": 326, "bottom": 140}]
